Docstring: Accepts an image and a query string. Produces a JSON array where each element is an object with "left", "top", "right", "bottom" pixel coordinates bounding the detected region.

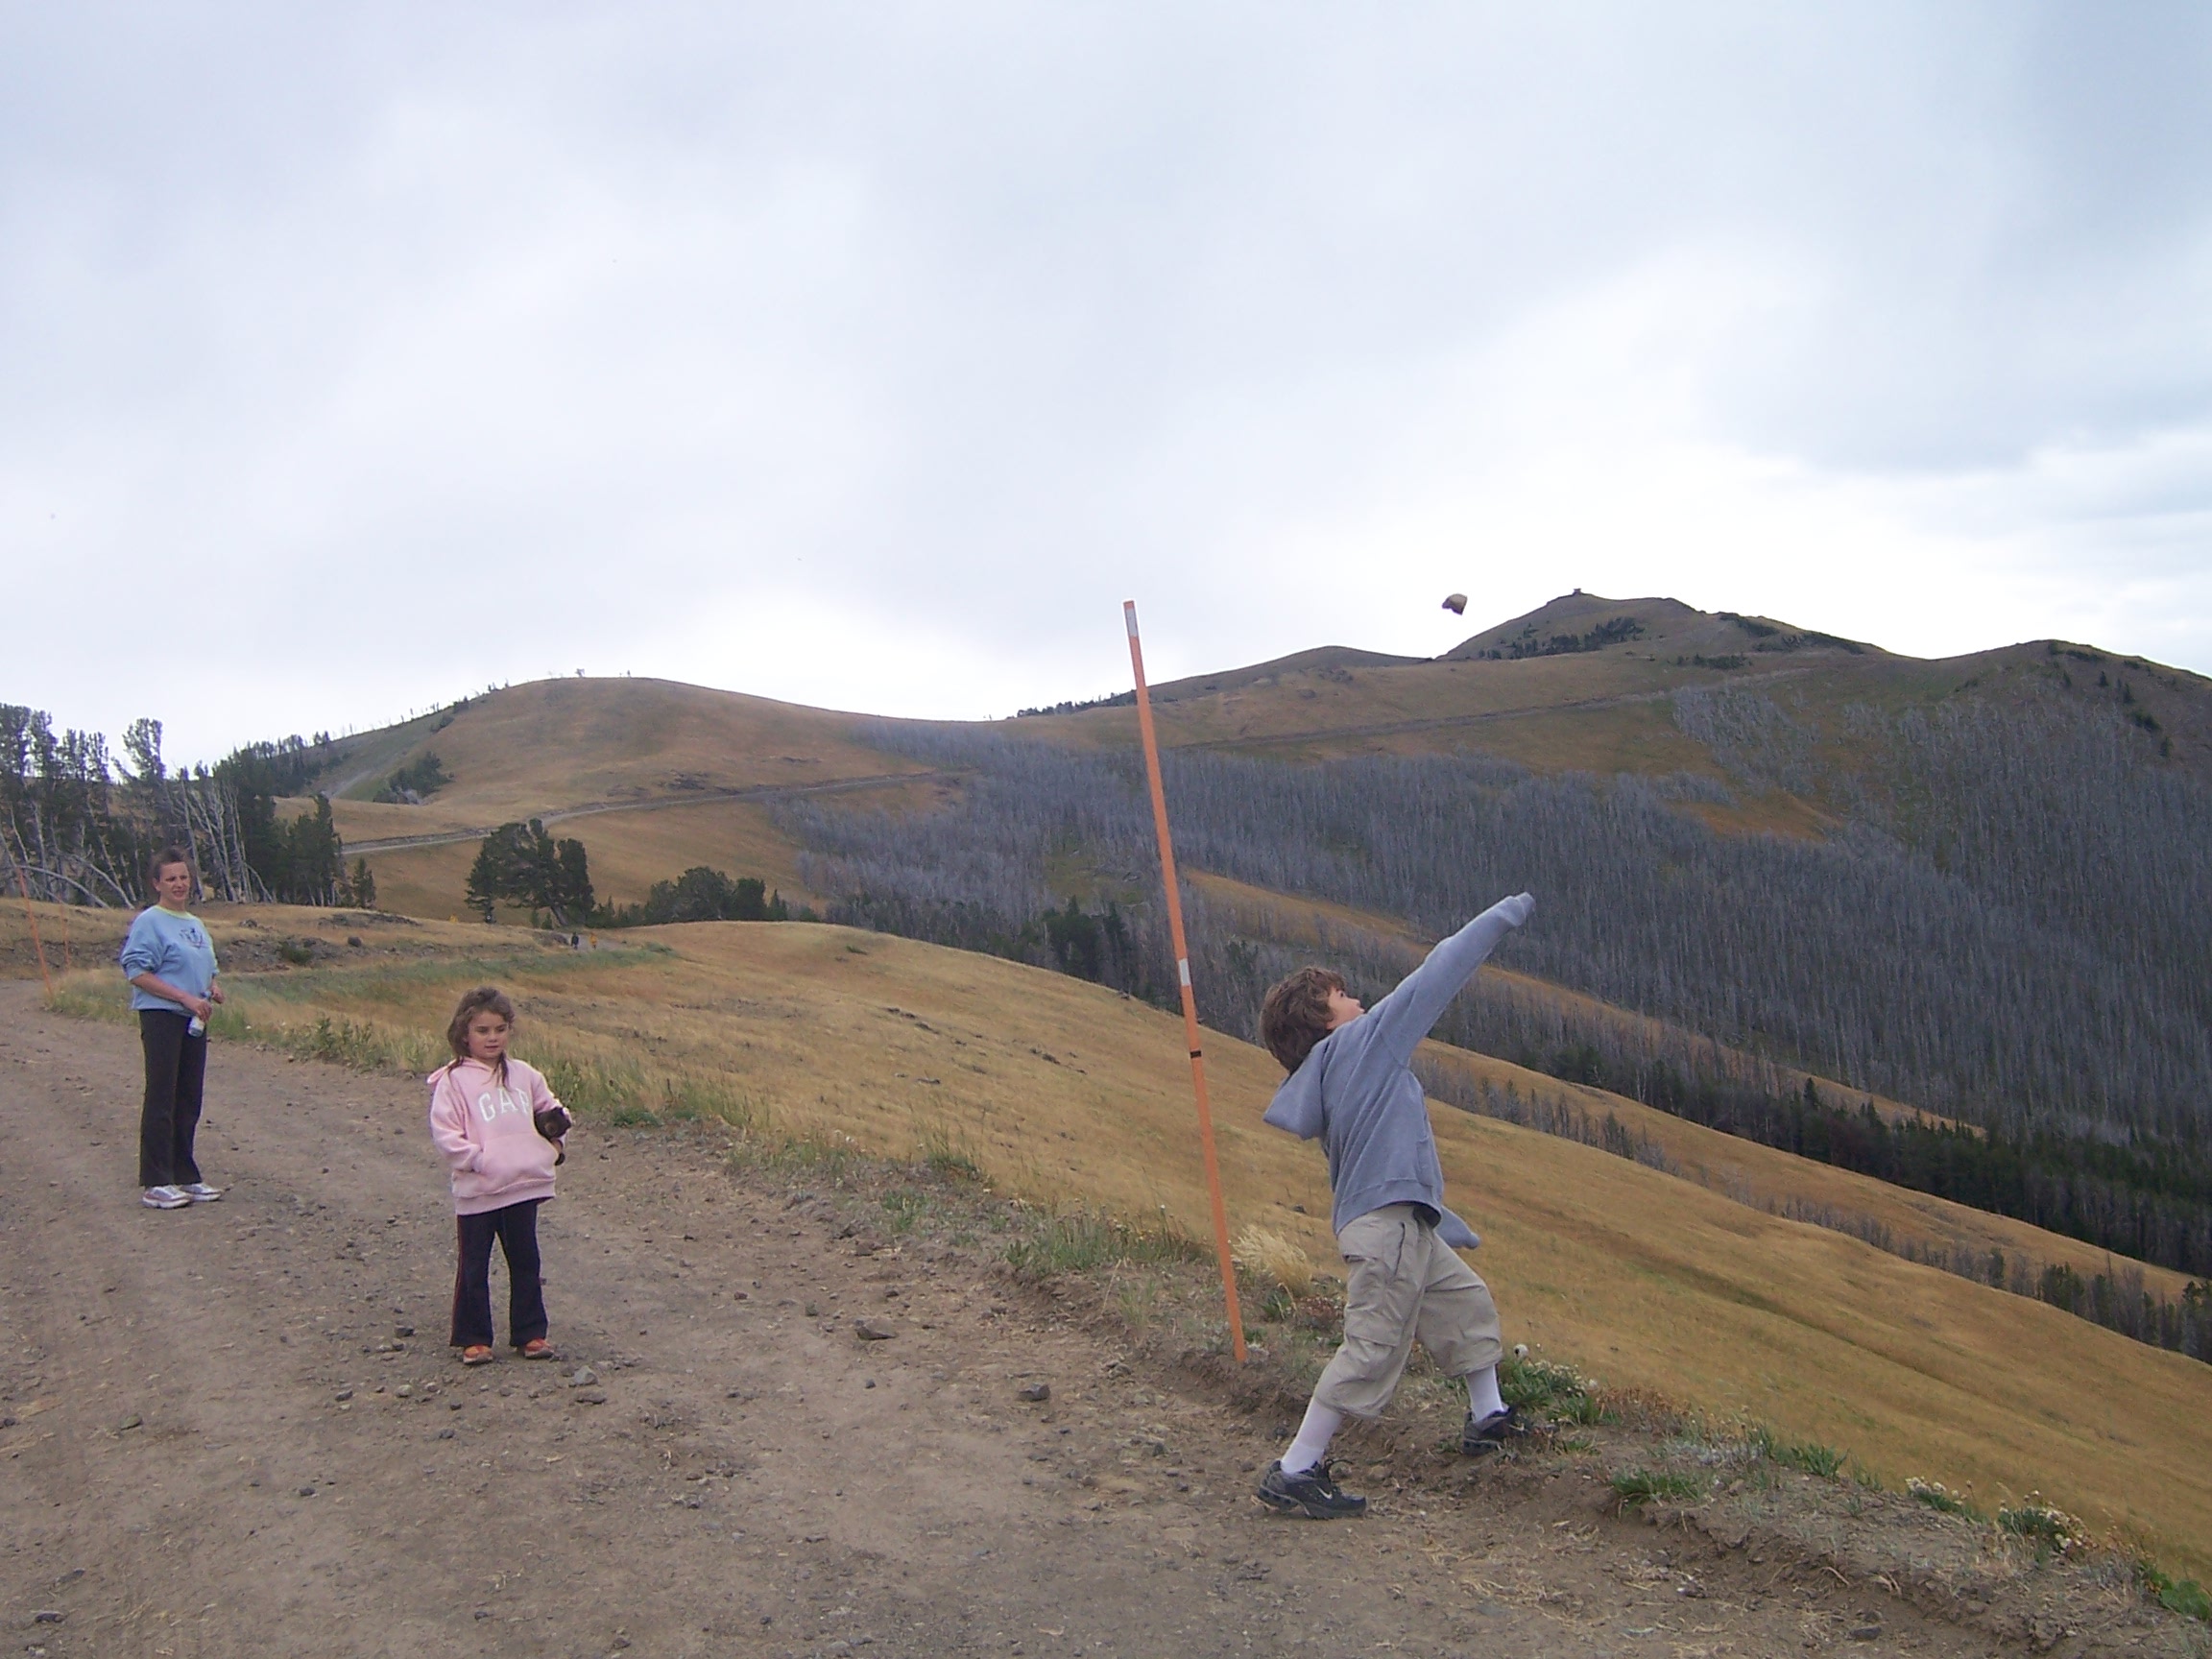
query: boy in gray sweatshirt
[{"left": 1255, "top": 891, "right": 1535, "bottom": 1519}]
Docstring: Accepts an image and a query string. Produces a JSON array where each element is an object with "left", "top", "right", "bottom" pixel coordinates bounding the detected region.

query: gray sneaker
[
  {"left": 142, "top": 1186, "right": 190, "bottom": 1210},
  {"left": 1257, "top": 1460, "right": 1368, "bottom": 1520},
  {"left": 180, "top": 1182, "right": 223, "bottom": 1203},
  {"left": 1462, "top": 1406, "right": 1531, "bottom": 1456}
]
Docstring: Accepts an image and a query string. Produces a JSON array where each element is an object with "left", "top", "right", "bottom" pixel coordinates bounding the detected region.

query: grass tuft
[
  {"left": 1610, "top": 1468, "right": 1704, "bottom": 1508},
  {"left": 739, "top": 1137, "right": 862, "bottom": 1184},
  {"left": 658, "top": 1072, "right": 767, "bottom": 1135},
  {"left": 1907, "top": 1476, "right": 1974, "bottom": 1517},
  {"left": 1502, "top": 1353, "right": 1610, "bottom": 1426},
  {"left": 2138, "top": 1563, "right": 2212, "bottom": 1623},
  {"left": 294, "top": 1014, "right": 435, "bottom": 1071},
  {"left": 45, "top": 976, "right": 135, "bottom": 1025},
  {"left": 1997, "top": 1495, "right": 2090, "bottom": 1559},
  {"left": 913, "top": 1121, "right": 984, "bottom": 1183},
  {"left": 1004, "top": 1212, "right": 1207, "bottom": 1280},
  {"left": 1751, "top": 1426, "right": 1847, "bottom": 1479},
  {"left": 1232, "top": 1225, "right": 1319, "bottom": 1298},
  {"left": 880, "top": 1189, "right": 932, "bottom": 1235}
]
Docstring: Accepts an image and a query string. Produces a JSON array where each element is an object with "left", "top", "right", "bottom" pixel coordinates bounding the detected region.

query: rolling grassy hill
[
  {"left": 328, "top": 675, "right": 914, "bottom": 816},
  {"left": 225, "top": 595, "right": 2212, "bottom": 1282},
  {"left": 1020, "top": 589, "right": 2211, "bottom": 785},
  {"left": 300, "top": 591, "right": 2208, "bottom": 999},
  {"left": 296, "top": 677, "right": 947, "bottom": 916},
  {"left": 15, "top": 898, "right": 2210, "bottom": 1578},
  {"left": 302, "top": 592, "right": 2212, "bottom": 926}
]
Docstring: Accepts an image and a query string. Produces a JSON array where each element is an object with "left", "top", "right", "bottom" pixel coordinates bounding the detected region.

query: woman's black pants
[
  {"left": 137, "top": 1010, "right": 206, "bottom": 1189},
  {"left": 450, "top": 1199, "right": 548, "bottom": 1349}
]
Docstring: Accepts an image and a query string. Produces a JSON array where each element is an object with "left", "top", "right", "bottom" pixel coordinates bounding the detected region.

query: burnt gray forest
[
  {"left": 774, "top": 687, "right": 2212, "bottom": 1318},
  {"left": 792, "top": 693, "right": 2208, "bottom": 1139}
]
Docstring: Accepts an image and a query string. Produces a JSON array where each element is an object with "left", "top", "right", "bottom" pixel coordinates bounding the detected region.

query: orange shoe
[
  {"left": 460, "top": 1345, "right": 495, "bottom": 1366},
  {"left": 519, "top": 1338, "right": 557, "bottom": 1360}
]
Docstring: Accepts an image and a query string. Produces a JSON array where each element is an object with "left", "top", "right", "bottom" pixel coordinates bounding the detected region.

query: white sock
[
  {"left": 1464, "top": 1364, "right": 1506, "bottom": 1421},
  {"left": 1280, "top": 1400, "right": 1344, "bottom": 1475}
]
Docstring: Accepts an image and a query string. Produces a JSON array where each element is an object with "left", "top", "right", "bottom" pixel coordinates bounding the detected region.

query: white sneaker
[
  {"left": 180, "top": 1182, "right": 223, "bottom": 1203},
  {"left": 142, "top": 1186, "right": 190, "bottom": 1210}
]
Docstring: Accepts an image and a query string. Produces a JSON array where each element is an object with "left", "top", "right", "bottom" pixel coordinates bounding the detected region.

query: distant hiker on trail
[
  {"left": 428, "top": 987, "right": 571, "bottom": 1365},
  {"left": 120, "top": 847, "right": 226, "bottom": 1211},
  {"left": 1253, "top": 891, "right": 1537, "bottom": 1520}
]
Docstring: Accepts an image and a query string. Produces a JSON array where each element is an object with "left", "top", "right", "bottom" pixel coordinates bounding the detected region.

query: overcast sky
[{"left": 5, "top": 3, "right": 2208, "bottom": 764}]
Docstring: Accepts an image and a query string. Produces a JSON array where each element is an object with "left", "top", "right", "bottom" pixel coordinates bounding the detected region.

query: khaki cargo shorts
[{"left": 1312, "top": 1204, "right": 1503, "bottom": 1418}]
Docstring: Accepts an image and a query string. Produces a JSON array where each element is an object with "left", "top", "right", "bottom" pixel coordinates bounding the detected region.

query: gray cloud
[{"left": 3, "top": 2, "right": 2207, "bottom": 759}]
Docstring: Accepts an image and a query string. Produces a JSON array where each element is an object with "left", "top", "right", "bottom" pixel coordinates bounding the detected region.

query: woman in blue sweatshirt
[
  {"left": 118, "top": 848, "right": 225, "bottom": 1210},
  {"left": 1255, "top": 891, "right": 1535, "bottom": 1519}
]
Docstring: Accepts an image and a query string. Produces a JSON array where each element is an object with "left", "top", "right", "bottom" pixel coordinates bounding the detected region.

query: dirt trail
[{"left": 0, "top": 983, "right": 2051, "bottom": 1657}]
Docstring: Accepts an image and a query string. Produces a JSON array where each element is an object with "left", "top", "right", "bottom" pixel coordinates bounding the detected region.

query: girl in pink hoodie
[{"left": 428, "top": 986, "right": 570, "bottom": 1364}]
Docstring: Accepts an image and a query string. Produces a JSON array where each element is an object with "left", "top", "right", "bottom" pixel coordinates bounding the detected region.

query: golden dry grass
[
  {"left": 1010, "top": 596, "right": 1878, "bottom": 778},
  {"left": 560, "top": 800, "right": 817, "bottom": 909},
  {"left": 1232, "top": 1225, "right": 1320, "bottom": 1297},
  {"left": 1413, "top": 1041, "right": 2198, "bottom": 1300},
  {"left": 299, "top": 678, "right": 973, "bottom": 921},
  {"left": 350, "top": 798, "right": 824, "bottom": 921},
  {"left": 320, "top": 798, "right": 492, "bottom": 843},
  {"left": 1010, "top": 592, "right": 2176, "bottom": 810},
  {"left": 30, "top": 907, "right": 2203, "bottom": 1575},
  {"left": 0, "top": 901, "right": 135, "bottom": 980},
  {"left": 348, "top": 841, "right": 486, "bottom": 923},
  {"left": 1027, "top": 649, "right": 1703, "bottom": 757},
  {"left": 1376, "top": 699, "right": 1717, "bottom": 776},
  {"left": 330, "top": 676, "right": 929, "bottom": 825}
]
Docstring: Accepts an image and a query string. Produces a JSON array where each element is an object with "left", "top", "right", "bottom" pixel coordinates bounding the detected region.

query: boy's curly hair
[{"left": 1260, "top": 966, "right": 1346, "bottom": 1074}]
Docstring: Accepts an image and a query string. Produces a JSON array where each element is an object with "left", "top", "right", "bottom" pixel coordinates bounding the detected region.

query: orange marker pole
[
  {"left": 1124, "top": 600, "right": 1246, "bottom": 1363},
  {"left": 12, "top": 861, "right": 55, "bottom": 998}
]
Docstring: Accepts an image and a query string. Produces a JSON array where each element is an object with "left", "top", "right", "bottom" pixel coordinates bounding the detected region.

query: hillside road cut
[{"left": 0, "top": 981, "right": 2087, "bottom": 1658}]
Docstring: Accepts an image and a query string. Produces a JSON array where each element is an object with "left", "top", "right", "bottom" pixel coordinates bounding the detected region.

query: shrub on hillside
[
  {"left": 594, "top": 866, "right": 790, "bottom": 926},
  {"left": 373, "top": 751, "right": 449, "bottom": 804}
]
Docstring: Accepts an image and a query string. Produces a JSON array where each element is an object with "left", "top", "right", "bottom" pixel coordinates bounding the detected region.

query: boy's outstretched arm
[{"left": 1361, "top": 892, "right": 1535, "bottom": 1064}]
